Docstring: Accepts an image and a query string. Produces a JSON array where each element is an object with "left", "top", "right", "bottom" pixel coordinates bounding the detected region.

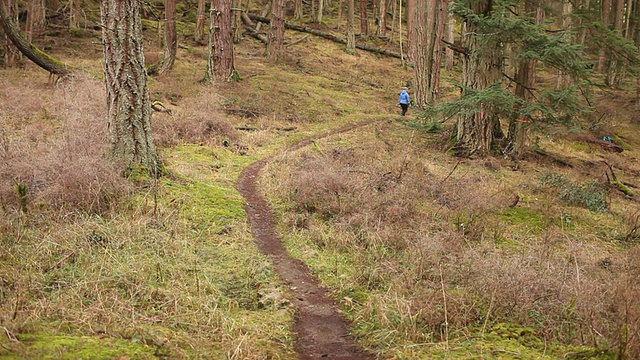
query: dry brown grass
[
  {"left": 0, "top": 75, "right": 129, "bottom": 215},
  {"left": 263, "top": 112, "right": 640, "bottom": 357}
]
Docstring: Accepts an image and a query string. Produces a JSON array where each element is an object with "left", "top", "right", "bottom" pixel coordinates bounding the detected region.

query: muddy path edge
[{"left": 237, "top": 121, "right": 380, "bottom": 360}]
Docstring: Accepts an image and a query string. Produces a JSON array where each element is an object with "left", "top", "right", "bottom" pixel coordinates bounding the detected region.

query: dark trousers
[{"left": 400, "top": 103, "right": 409, "bottom": 116}]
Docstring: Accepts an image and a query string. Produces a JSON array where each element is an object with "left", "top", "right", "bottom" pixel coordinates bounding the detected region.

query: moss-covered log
[{"left": 0, "top": 0, "right": 71, "bottom": 76}]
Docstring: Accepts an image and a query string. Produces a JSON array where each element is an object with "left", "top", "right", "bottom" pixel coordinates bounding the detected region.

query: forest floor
[{"left": 3, "top": 13, "right": 640, "bottom": 359}]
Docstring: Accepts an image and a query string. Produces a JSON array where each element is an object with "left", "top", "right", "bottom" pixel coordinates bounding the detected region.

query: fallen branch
[
  {"left": 226, "top": 108, "right": 261, "bottom": 118},
  {"left": 287, "top": 34, "right": 309, "bottom": 47},
  {"left": 247, "top": 14, "right": 402, "bottom": 59}
]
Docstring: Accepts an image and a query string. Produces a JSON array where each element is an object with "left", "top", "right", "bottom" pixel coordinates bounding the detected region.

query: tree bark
[
  {"left": 295, "top": 0, "right": 303, "bottom": 19},
  {"left": 267, "top": 0, "right": 285, "bottom": 58},
  {"left": 101, "top": 0, "right": 160, "bottom": 176},
  {"left": 507, "top": 0, "right": 542, "bottom": 156},
  {"left": 206, "top": 0, "right": 236, "bottom": 80},
  {"left": 406, "top": 0, "right": 416, "bottom": 64},
  {"left": 454, "top": 0, "right": 503, "bottom": 157},
  {"left": 195, "top": 0, "right": 207, "bottom": 44},
  {"left": 428, "top": 0, "right": 447, "bottom": 103},
  {"left": 26, "top": 0, "right": 45, "bottom": 42},
  {"left": 158, "top": 0, "right": 177, "bottom": 75},
  {"left": 606, "top": 0, "right": 627, "bottom": 86},
  {"left": 377, "top": 0, "right": 387, "bottom": 36},
  {"left": 0, "top": 0, "right": 71, "bottom": 76},
  {"left": 69, "top": 0, "right": 81, "bottom": 29},
  {"left": 1, "top": 0, "right": 19, "bottom": 66},
  {"left": 316, "top": 0, "right": 324, "bottom": 23},
  {"left": 444, "top": 0, "right": 454, "bottom": 70},
  {"left": 232, "top": 0, "right": 242, "bottom": 43},
  {"left": 359, "top": 0, "right": 368, "bottom": 35},
  {"left": 598, "top": 0, "right": 612, "bottom": 72},
  {"left": 556, "top": 0, "right": 572, "bottom": 89},
  {"left": 347, "top": 0, "right": 355, "bottom": 51}
]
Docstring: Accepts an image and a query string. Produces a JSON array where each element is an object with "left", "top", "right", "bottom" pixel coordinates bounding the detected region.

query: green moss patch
[{"left": 4, "top": 334, "right": 155, "bottom": 360}]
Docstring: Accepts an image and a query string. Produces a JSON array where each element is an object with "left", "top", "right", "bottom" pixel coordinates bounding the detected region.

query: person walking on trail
[{"left": 399, "top": 87, "right": 410, "bottom": 116}]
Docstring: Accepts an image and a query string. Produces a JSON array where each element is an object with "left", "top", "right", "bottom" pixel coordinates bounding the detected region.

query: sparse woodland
[{"left": 1, "top": 0, "right": 640, "bottom": 358}]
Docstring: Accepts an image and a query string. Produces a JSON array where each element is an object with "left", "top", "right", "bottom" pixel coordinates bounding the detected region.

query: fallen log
[{"left": 247, "top": 14, "right": 402, "bottom": 59}]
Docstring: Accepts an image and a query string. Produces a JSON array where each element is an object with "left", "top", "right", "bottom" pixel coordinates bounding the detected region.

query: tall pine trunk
[
  {"left": 101, "top": 0, "right": 160, "bottom": 176},
  {"left": 454, "top": 0, "right": 503, "bottom": 157},
  {"left": 195, "top": 0, "right": 207, "bottom": 44},
  {"left": 508, "top": 0, "right": 542, "bottom": 156},
  {"left": 267, "top": 0, "right": 285, "bottom": 58},
  {"left": 360, "top": 0, "right": 368, "bottom": 35},
  {"left": 26, "top": 0, "right": 45, "bottom": 42},
  {"left": 206, "top": 0, "right": 236, "bottom": 80}
]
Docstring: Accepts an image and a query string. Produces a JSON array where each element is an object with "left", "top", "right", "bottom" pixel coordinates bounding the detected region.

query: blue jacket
[{"left": 399, "top": 90, "right": 410, "bottom": 104}]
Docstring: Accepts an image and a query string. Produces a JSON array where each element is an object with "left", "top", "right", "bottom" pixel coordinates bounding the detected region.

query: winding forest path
[{"left": 237, "top": 121, "right": 378, "bottom": 360}]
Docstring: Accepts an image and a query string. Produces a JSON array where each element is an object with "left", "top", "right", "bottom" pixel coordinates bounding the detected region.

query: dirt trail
[{"left": 237, "top": 122, "right": 378, "bottom": 360}]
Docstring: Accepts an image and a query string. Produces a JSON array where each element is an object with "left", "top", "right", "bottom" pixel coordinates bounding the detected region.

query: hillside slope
[{"left": 1, "top": 15, "right": 640, "bottom": 359}]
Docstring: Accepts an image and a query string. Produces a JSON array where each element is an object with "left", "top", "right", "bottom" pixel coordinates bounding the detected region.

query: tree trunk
[
  {"left": 413, "top": 0, "right": 426, "bottom": 104},
  {"left": 347, "top": 0, "right": 356, "bottom": 52},
  {"left": 295, "top": 0, "right": 303, "bottom": 20},
  {"left": 377, "top": 0, "right": 387, "bottom": 36},
  {"left": 360, "top": 0, "right": 368, "bottom": 35},
  {"left": 454, "top": 0, "right": 503, "bottom": 157},
  {"left": 444, "top": 0, "right": 454, "bottom": 70},
  {"left": 232, "top": 0, "right": 242, "bottom": 43},
  {"left": 507, "top": 0, "right": 542, "bottom": 156},
  {"left": 158, "top": 0, "right": 177, "bottom": 75},
  {"left": 26, "top": 0, "right": 45, "bottom": 42},
  {"left": 0, "top": 0, "right": 71, "bottom": 76},
  {"left": 267, "top": 0, "right": 285, "bottom": 58},
  {"left": 206, "top": 0, "right": 236, "bottom": 80},
  {"left": 69, "top": 0, "right": 81, "bottom": 29},
  {"left": 316, "top": 0, "right": 324, "bottom": 23},
  {"left": 1, "top": 0, "right": 19, "bottom": 66},
  {"left": 556, "top": 0, "right": 572, "bottom": 89},
  {"left": 101, "top": 0, "right": 160, "bottom": 176},
  {"left": 598, "top": 0, "right": 612, "bottom": 72},
  {"left": 195, "top": 0, "right": 207, "bottom": 44},
  {"left": 428, "top": 0, "right": 447, "bottom": 103},
  {"left": 406, "top": 0, "right": 416, "bottom": 64},
  {"left": 606, "top": 0, "right": 627, "bottom": 86},
  {"left": 413, "top": 0, "right": 436, "bottom": 108}
]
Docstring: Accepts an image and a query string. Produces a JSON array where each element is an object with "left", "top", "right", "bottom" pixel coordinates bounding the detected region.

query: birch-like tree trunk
[
  {"left": 101, "top": 0, "right": 160, "bottom": 176},
  {"left": 158, "top": 0, "right": 177, "bottom": 75}
]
